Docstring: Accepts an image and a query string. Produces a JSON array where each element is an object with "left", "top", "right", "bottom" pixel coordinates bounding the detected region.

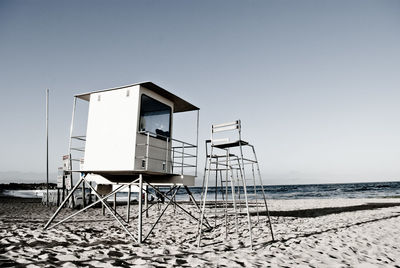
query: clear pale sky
[{"left": 1, "top": 0, "right": 399, "bottom": 184}]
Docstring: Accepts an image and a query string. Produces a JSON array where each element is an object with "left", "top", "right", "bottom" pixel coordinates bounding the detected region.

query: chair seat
[{"left": 212, "top": 140, "right": 249, "bottom": 149}]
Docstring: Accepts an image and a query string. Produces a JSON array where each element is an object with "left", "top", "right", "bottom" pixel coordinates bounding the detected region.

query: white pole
[
  {"left": 195, "top": 109, "right": 200, "bottom": 176},
  {"left": 46, "top": 89, "right": 49, "bottom": 207},
  {"left": 68, "top": 97, "right": 77, "bottom": 208}
]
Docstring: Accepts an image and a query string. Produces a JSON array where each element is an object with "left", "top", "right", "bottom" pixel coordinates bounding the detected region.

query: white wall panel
[{"left": 83, "top": 85, "right": 140, "bottom": 171}]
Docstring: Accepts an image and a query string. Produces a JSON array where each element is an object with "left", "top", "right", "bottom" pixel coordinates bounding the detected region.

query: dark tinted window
[{"left": 139, "top": 95, "right": 171, "bottom": 138}]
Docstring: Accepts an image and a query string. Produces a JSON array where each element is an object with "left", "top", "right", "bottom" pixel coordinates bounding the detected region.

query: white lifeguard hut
[
  {"left": 44, "top": 82, "right": 209, "bottom": 243},
  {"left": 79, "top": 81, "right": 198, "bottom": 184}
]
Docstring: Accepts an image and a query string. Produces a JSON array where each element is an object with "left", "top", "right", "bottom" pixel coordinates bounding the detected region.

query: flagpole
[{"left": 46, "top": 89, "right": 49, "bottom": 206}]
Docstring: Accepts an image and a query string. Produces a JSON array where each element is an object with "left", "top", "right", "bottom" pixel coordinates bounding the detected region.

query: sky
[{"left": 0, "top": 0, "right": 399, "bottom": 185}]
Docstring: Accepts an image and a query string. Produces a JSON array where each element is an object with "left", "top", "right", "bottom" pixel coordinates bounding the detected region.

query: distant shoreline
[
  {"left": 1, "top": 180, "right": 400, "bottom": 189},
  {"left": 0, "top": 182, "right": 57, "bottom": 192}
]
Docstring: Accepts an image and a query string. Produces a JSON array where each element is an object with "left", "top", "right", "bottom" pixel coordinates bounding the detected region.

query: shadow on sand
[{"left": 256, "top": 202, "right": 400, "bottom": 218}]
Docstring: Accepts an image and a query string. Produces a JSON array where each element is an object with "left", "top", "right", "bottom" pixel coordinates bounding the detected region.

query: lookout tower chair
[
  {"left": 44, "top": 82, "right": 210, "bottom": 244},
  {"left": 197, "top": 120, "right": 274, "bottom": 248}
]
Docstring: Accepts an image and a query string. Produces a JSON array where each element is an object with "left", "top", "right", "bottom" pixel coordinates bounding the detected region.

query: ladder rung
[
  {"left": 71, "top": 136, "right": 86, "bottom": 141},
  {"left": 71, "top": 147, "right": 85, "bottom": 152}
]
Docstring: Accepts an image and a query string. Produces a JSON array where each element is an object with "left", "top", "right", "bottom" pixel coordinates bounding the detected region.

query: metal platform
[{"left": 76, "top": 170, "right": 195, "bottom": 185}]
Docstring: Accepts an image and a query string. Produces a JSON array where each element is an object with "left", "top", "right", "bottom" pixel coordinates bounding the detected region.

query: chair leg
[
  {"left": 239, "top": 142, "right": 253, "bottom": 249},
  {"left": 251, "top": 145, "right": 275, "bottom": 241},
  {"left": 197, "top": 146, "right": 213, "bottom": 247}
]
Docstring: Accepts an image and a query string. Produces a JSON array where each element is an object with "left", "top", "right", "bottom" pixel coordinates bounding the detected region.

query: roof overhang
[{"left": 74, "top": 81, "right": 199, "bottom": 113}]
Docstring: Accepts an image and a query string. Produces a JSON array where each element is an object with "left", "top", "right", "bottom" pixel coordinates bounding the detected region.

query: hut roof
[{"left": 75, "top": 81, "right": 199, "bottom": 113}]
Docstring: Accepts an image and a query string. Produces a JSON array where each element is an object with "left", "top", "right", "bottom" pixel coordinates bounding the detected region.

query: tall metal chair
[{"left": 197, "top": 120, "right": 274, "bottom": 248}]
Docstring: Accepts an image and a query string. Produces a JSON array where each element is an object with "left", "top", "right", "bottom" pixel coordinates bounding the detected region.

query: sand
[{"left": 1, "top": 196, "right": 400, "bottom": 267}]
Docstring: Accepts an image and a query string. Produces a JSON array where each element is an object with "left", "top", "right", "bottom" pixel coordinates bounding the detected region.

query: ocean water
[
  {"left": 185, "top": 181, "right": 400, "bottom": 201},
  {"left": 3, "top": 181, "right": 400, "bottom": 201}
]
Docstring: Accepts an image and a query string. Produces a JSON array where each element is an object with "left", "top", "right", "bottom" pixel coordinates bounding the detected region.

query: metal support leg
[
  {"left": 82, "top": 179, "right": 86, "bottom": 208},
  {"left": 251, "top": 145, "right": 274, "bottom": 241},
  {"left": 214, "top": 158, "right": 218, "bottom": 228},
  {"left": 156, "top": 186, "right": 161, "bottom": 211},
  {"left": 173, "top": 186, "right": 176, "bottom": 214},
  {"left": 57, "top": 188, "right": 60, "bottom": 207},
  {"left": 228, "top": 158, "right": 239, "bottom": 235},
  {"left": 236, "top": 158, "right": 243, "bottom": 212},
  {"left": 145, "top": 184, "right": 149, "bottom": 218},
  {"left": 239, "top": 143, "right": 253, "bottom": 249},
  {"left": 252, "top": 163, "right": 260, "bottom": 223},
  {"left": 89, "top": 181, "right": 93, "bottom": 204},
  {"left": 127, "top": 185, "right": 131, "bottom": 223},
  {"left": 198, "top": 146, "right": 213, "bottom": 247},
  {"left": 62, "top": 186, "right": 65, "bottom": 206},
  {"left": 138, "top": 174, "right": 143, "bottom": 244},
  {"left": 113, "top": 192, "right": 117, "bottom": 211},
  {"left": 224, "top": 150, "right": 229, "bottom": 239},
  {"left": 236, "top": 167, "right": 240, "bottom": 206},
  {"left": 220, "top": 169, "right": 225, "bottom": 201}
]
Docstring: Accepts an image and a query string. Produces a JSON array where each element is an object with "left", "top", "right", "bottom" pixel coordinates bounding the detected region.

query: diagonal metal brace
[
  {"left": 85, "top": 178, "right": 137, "bottom": 242},
  {"left": 184, "top": 185, "right": 212, "bottom": 229},
  {"left": 44, "top": 177, "right": 84, "bottom": 230},
  {"left": 146, "top": 181, "right": 210, "bottom": 229},
  {"left": 142, "top": 186, "right": 180, "bottom": 243},
  {"left": 47, "top": 183, "right": 128, "bottom": 230}
]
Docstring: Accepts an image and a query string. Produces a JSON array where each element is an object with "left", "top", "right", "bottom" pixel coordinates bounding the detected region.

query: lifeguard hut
[{"left": 44, "top": 82, "right": 209, "bottom": 243}]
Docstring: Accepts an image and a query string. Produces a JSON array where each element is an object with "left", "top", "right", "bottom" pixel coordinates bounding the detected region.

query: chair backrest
[
  {"left": 212, "top": 120, "right": 241, "bottom": 133},
  {"left": 211, "top": 120, "right": 242, "bottom": 146}
]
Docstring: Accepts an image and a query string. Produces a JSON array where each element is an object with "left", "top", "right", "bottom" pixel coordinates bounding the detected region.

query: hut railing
[
  {"left": 138, "top": 131, "right": 197, "bottom": 176},
  {"left": 69, "top": 135, "right": 86, "bottom": 162}
]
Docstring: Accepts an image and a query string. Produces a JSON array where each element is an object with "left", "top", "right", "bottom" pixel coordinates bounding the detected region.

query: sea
[{"left": 3, "top": 181, "right": 400, "bottom": 201}]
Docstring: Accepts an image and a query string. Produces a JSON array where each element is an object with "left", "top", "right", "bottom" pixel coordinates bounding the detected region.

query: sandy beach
[{"left": 1, "top": 196, "right": 400, "bottom": 267}]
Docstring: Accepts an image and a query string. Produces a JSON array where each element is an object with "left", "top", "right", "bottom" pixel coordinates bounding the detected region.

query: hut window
[{"left": 139, "top": 94, "right": 171, "bottom": 139}]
